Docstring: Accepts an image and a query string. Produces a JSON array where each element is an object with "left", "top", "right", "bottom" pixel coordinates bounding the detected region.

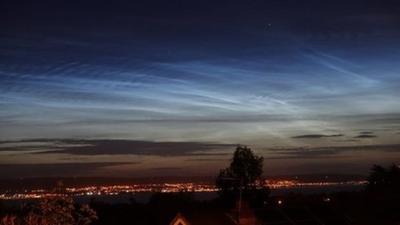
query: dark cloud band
[
  {"left": 292, "top": 134, "right": 344, "bottom": 139},
  {"left": 0, "top": 139, "right": 235, "bottom": 157},
  {"left": 0, "top": 162, "right": 136, "bottom": 178}
]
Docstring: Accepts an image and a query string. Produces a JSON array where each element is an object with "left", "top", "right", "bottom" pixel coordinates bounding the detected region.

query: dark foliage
[
  {"left": 364, "top": 164, "right": 400, "bottom": 224},
  {"left": 367, "top": 164, "right": 400, "bottom": 193},
  {"left": 0, "top": 197, "right": 96, "bottom": 225},
  {"left": 215, "top": 145, "right": 269, "bottom": 207}
]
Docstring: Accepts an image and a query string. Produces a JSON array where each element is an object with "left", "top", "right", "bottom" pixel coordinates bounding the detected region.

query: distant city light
[{"left": 0, "top": 179, "right": 367, "bottom": 200}]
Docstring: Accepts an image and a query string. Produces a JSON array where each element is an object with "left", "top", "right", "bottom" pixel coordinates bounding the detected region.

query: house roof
[
  {"left": 169, "top": 213, "right": 192, "bottom": 225},
  {"left": 168, "top": 210, "right": 237, "bottom": 225}
]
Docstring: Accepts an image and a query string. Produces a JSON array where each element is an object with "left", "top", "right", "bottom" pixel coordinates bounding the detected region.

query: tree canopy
[
  {"left": 216, "top": 145, "right": 268, "bottom": 207},
  {"left": 230, "top": 146, "right": 263, "bottom": 187},
  {"left": 1, "top": 197, "right": 97, "bottom": 225},
  {"left": 367, "top": 164, "right": 400, "bottom": 193}
]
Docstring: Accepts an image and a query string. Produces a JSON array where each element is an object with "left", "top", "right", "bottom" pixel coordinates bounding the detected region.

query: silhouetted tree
[
  {"left": 366, "top": 164, "right": 400, "bottom": 223},
  {"left": 216, "top": 145, "right": 269, "bottom": 207},
  {"left": 1, "top": 197, "right": 97, "bottom": 225},
  {"left": 1, "top": 215, "right": 17, "bottom": 225},
  {"left": 26, "top": 197, "right": 97, "bottom": 225},
  {"left": 367, "top": 164, "right": 400, "bottom": 193}
]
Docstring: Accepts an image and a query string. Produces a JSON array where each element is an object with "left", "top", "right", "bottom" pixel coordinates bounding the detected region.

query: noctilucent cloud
[{"left": 1, "top": 0, "right": 400, "bottom": 177}]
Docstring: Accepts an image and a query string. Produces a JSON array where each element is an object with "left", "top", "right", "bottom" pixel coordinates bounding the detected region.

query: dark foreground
[
  {"left": 1, "top": 164, "right": 399, "bottom": 225},
  {"left": 2, "top": 190, "right": 398, "bottom": 225},
  {"left": 86, "top": 191, "right": 399, "bottom": 225}
]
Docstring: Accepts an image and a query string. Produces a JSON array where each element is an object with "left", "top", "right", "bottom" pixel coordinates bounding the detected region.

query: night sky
[{"left": 1, "top": 0, "right": 400, "bottom": 178}]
